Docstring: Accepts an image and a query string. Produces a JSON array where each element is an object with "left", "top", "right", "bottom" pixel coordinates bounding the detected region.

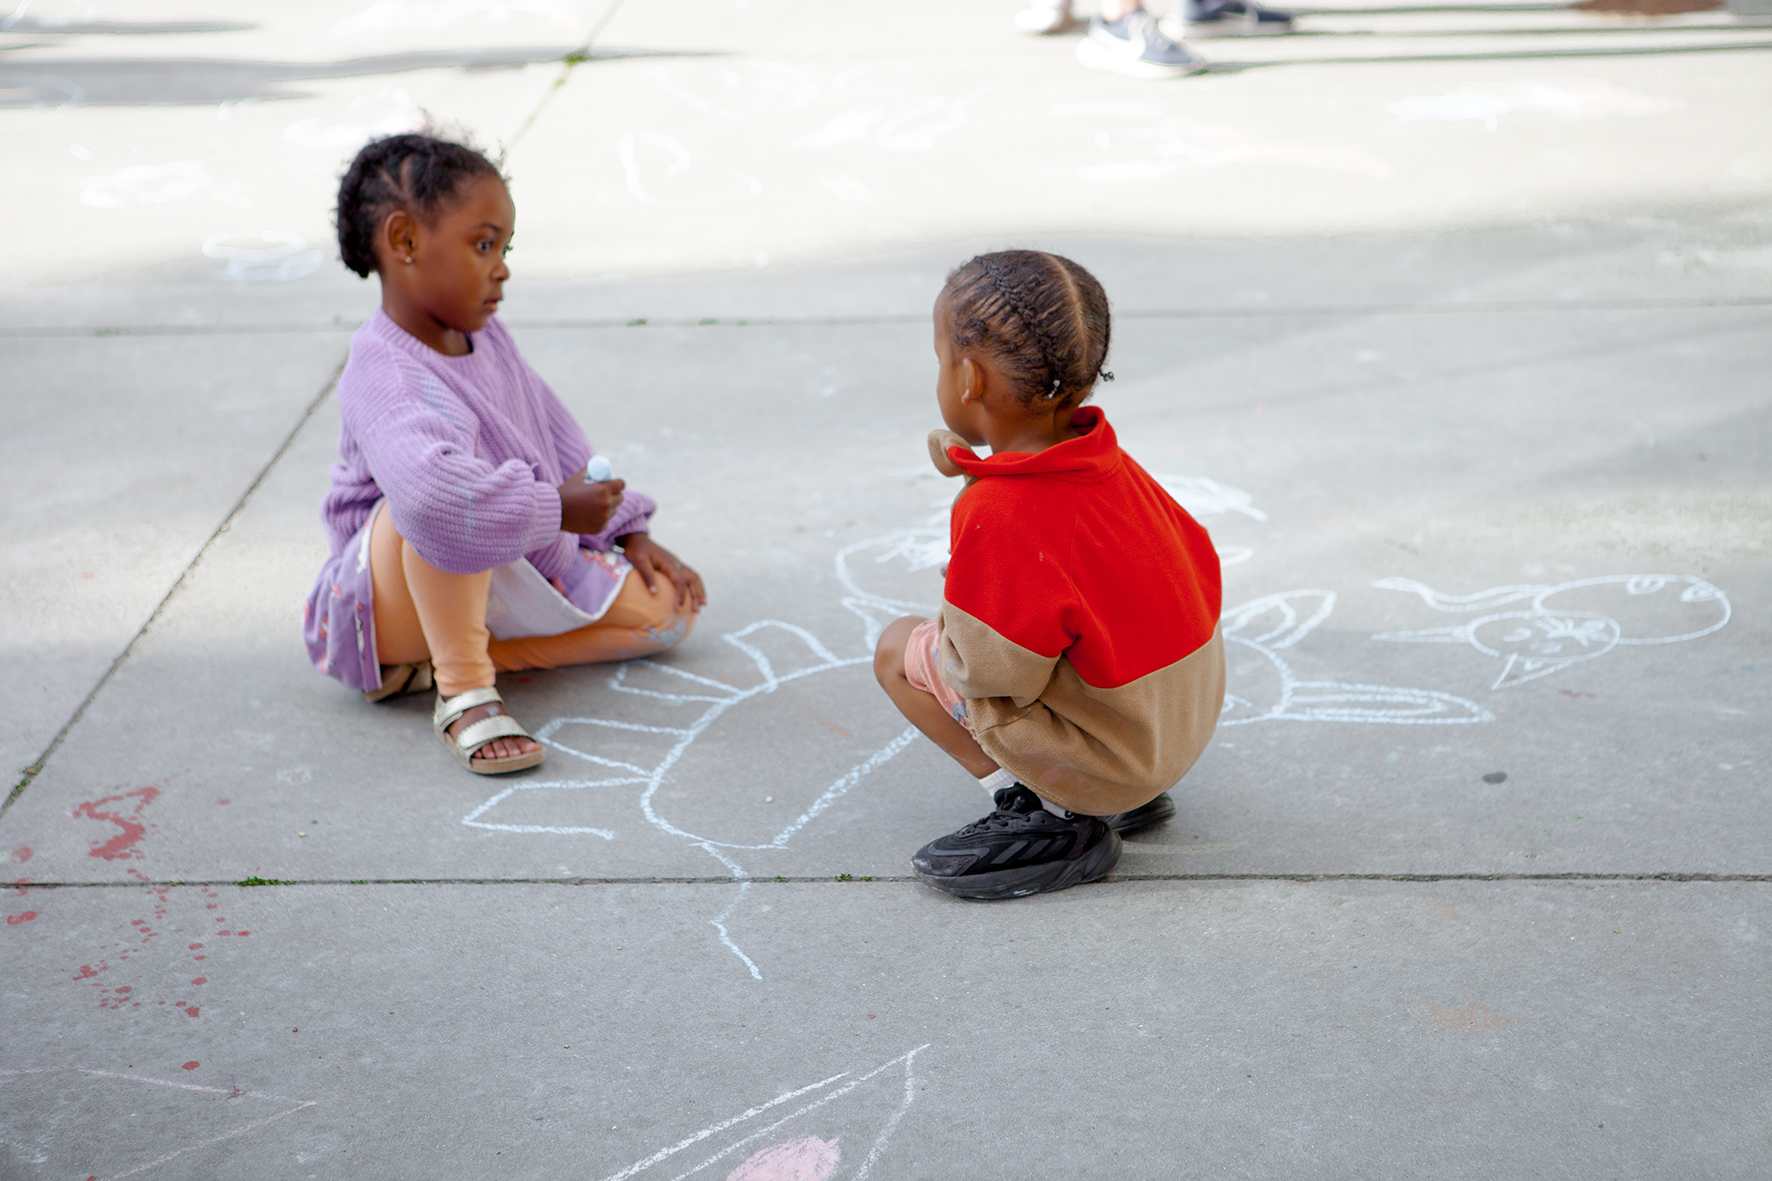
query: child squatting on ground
[
  {"left": 303, "top": 133, "right": 707, "bottom": 774},
  {"left": 874, "top": 250, "right": 1226, "bottom": 900}
]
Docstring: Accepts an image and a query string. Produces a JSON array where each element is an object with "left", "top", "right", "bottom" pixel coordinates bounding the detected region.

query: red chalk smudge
[
  {"left": 189, "top": 943, "right": 203, "bottom": 950},
  {"left": 217, "top": 798, "right": 230, "bottom": 805},
  {"left": 236, "top": 931, "right": 249, "bottom": 937},
  {"left": 73, "top": 787, "right": 160, "bottom": 861},
  {"left": 114, "top": 986, "right": 131, "bottom": 995},
  {"left": 184, "top": 1007, "right": 199, "bottom": 1018},
  {"left": 193, "top": 956, "right": 205, "bottom": 961},
  {"left": 191, "top": 977, "right": 206, "bottom": 985},
  {"left": 6, "top": 911, "right": 37, "bottom": 925},
  {"left": 73, "top": 965, "right": 100, "bottom": 981},
  {"left": 5, "top": 846, "right": 31, "bottom": 865},
  {"left": 182, "top": 1061, "right": 199, "bottom": 1071},
  {"left": 726, "top": 1135, "right": 842, "bottom": 1181}
]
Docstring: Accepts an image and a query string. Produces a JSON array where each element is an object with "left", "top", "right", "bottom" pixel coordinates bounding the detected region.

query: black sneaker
[
  {"left": 911, "top": 785, "right": 1122, "bottom": 901},
  {"left": 1105, "top": 791, "right": 1176, "bottom": 836}
]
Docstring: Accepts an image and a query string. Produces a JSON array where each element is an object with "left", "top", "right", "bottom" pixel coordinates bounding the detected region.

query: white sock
[
  {"left": 976, "top": 767, "right": 1017, "bottom": 797},
  {"left": 1040, "top": 797, "right": 1073, "bottom": 819}
]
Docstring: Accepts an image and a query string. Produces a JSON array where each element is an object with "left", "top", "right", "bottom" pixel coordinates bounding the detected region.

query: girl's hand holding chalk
[{"left": 559, "top": 465, "right": 625, "bottom": 534}]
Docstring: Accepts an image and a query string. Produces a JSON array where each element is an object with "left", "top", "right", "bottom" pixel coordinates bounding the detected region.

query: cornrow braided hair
[
  {"left": 942, "top": 249, "right": 1113, "bottom": 408},
  {"left": 335, "top": 132, "right": 502, "bottom": 278}
]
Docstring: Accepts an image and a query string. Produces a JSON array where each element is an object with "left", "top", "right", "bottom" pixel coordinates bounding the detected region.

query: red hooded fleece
[{"left": 934, "top": 406, "right": 1226, "bottom": 815}]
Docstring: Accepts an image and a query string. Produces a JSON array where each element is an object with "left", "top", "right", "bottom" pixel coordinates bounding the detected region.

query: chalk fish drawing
[
  {"left": 598, "top": 1045, "right": 926, "bottom": 1181},
  {"left": 1371, "top": 574, "right": 1731, "bottom": 689},
  {"left": 1221, "top": 590, "right": 1492, "bottom": 726}
]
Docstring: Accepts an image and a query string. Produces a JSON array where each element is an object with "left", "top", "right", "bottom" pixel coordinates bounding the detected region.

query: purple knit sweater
[{"left": 302, "top": 311, "right": 654, "bottom": 691}]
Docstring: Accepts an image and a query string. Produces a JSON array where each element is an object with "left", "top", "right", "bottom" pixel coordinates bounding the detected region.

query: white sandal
[{"left": 432, "top": 687, "right": 546, "bottom": 775}]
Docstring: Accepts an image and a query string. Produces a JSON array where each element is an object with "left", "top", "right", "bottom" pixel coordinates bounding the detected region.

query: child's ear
[
  {"left": 959, "top": 356, "right": 980, "bottom": 403},
  {"left": 383, "top": 210, "right": 417, "bottom": 265}
]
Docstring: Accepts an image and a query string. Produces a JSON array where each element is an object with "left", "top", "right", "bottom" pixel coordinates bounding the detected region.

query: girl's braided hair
[
  {"left": 941, "top": 250, "right": 1113, "bottom": 407},
  {"left": 335, "top": 133, "right": 503, "bottom": 278}
]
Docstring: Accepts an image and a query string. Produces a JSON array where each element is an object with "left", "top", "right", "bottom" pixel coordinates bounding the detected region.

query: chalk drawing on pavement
[
  {"left": 597, "top": 1044, "right": 927, "bottom": 1181},
  {"left": 1221, "top": 590, "right": 1493, "bottom": 726},
  {"left": 619, "top": 131, "right": 764, "bottom": 209},
  {"left": 0, "top": 1066, "right": 315, "bottom": 1179},
  {"left": 1371, "top": 573, "right": 1731, "bottom": 689}
]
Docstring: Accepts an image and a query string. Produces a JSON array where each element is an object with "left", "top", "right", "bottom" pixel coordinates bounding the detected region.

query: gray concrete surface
[{"left": 2, "top": 1, "right": 1768, "bottom": 1177}]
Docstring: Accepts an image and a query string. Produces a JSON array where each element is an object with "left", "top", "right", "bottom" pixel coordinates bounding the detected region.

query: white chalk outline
[
  {"left": 598, "top": 1044, "right": 928, "bottom": 1181},
  {"left": 1372, "top": 573, "right": 1732, "bottom": 689},
  {"left": 619, "top": 131, "right": 764, "bottom": 210},
  {"left": 1221, "top": 590, "right": 1493, "bottom": 725},
  {"left": 0, "top": 1066, "right": 315, "bottom": 1180},
  {"left": 465, "top": 616, "right": 917, "bottom": 980}
]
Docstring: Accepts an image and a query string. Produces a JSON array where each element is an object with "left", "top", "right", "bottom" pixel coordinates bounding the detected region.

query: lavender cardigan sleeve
[{"left": 346, "top": 364, "right": 562, "bottom": 575}]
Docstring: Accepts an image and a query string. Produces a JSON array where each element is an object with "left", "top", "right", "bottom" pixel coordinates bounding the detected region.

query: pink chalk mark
[
  {"left": 182, "top": 1062, "right": 199, "bottom": 1071},
  {"left": 725, "top": 1136, "right": 841, "bottom": 1181},
  {"left": 6, "top": 845, "right": 31, "bottom": 865},
  {"left": 7, "top": 910, "right": 37, "bottom": 925},
  {"left": 73, "top": 787, "right": 161, "bottom": 861}
]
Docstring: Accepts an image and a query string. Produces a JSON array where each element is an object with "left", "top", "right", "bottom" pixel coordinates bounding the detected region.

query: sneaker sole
[
  {"left": 1186, "top": 21, "right": 1293, "bottom": 35},
  {"left": 1075, "top": 36, "right": 1206, "bottom": 79},
  {"left": 914, "top": 827, "right": 1123, "bottom": 902}
]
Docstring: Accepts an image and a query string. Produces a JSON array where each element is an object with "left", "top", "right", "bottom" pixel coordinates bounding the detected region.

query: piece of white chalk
[{"left": 584, "top": 455, "right": 613, "bottom": 483}]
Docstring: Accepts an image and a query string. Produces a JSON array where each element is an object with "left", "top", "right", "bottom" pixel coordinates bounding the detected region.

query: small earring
[{"left": 403, "top": 255, "right": 413, "bottom": 264}]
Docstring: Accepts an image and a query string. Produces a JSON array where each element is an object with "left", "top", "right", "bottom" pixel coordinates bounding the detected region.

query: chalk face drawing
[
  {"left": 1221, "top": 590, "right": 1492, "bottom": 726},
  {"left": 1371, "top": 574, "right": 1731, "bottom": 689},
  {"left": 597, "top": 1045, "right": 926, "bottom": 1181}
]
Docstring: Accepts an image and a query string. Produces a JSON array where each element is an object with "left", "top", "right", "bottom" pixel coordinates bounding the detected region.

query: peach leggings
[{"left": 369, "top": 504, "right": 696, "bottom": 697}]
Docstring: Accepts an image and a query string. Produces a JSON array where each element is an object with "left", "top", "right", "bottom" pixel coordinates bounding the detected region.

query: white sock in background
[
  {"left": 976, "top": 767, "right": 1017, "bottom": 798},
  {"left": 1040, "top": 797, "right": 1074, "bottom": 819}
]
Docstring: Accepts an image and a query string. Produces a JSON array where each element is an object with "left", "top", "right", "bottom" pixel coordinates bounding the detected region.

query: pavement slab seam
[{"left": 1, "top": 357, "right": 346, "bottom": 822}]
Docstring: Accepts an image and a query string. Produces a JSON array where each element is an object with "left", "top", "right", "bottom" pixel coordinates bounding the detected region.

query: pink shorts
[{"left": 902, "top": 618, "right": 970, "bottom": 728}]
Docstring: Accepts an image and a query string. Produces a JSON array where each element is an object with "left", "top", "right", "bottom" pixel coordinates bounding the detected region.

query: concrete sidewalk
[{"left": 3, "top": 1, "right": 1769, "bottom": 1177}]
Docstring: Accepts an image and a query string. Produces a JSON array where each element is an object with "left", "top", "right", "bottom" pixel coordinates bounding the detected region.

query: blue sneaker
[
  {"left": 1076, "top": 10, "right": 1207, "bottom": 79},
  {"left": 1178, "top": 0, "right": 1295, "bottom": 34}
]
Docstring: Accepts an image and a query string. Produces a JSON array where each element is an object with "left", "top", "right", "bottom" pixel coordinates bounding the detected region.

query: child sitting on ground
[
  {"left": 873, "top": 250, "right": 1225, "bottom": 900},
  {"left": 303, "top": 133, "right": 706, "bottom": 775}
]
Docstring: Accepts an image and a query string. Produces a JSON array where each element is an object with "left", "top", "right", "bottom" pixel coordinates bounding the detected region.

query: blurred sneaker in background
[
  {"left": 1014, "top": 0, "right": 1075, "bottom": 32},
  {"left": 1076, "top": 8, "right": 1208, "bottom": 77},
  {"left": 1166, "top": 0, "right": 1296, "bottom": 35}
]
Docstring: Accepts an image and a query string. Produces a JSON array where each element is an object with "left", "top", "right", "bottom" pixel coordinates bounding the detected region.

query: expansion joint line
[
  {"left": 1, "top": 360, "right": 347, "bottom": 820},
  {"left": 10, "top": 873, "right": 1772, "bottom": 889},
  {"left": 500, "top": 0, "right": 630, "bottom": 165}
]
